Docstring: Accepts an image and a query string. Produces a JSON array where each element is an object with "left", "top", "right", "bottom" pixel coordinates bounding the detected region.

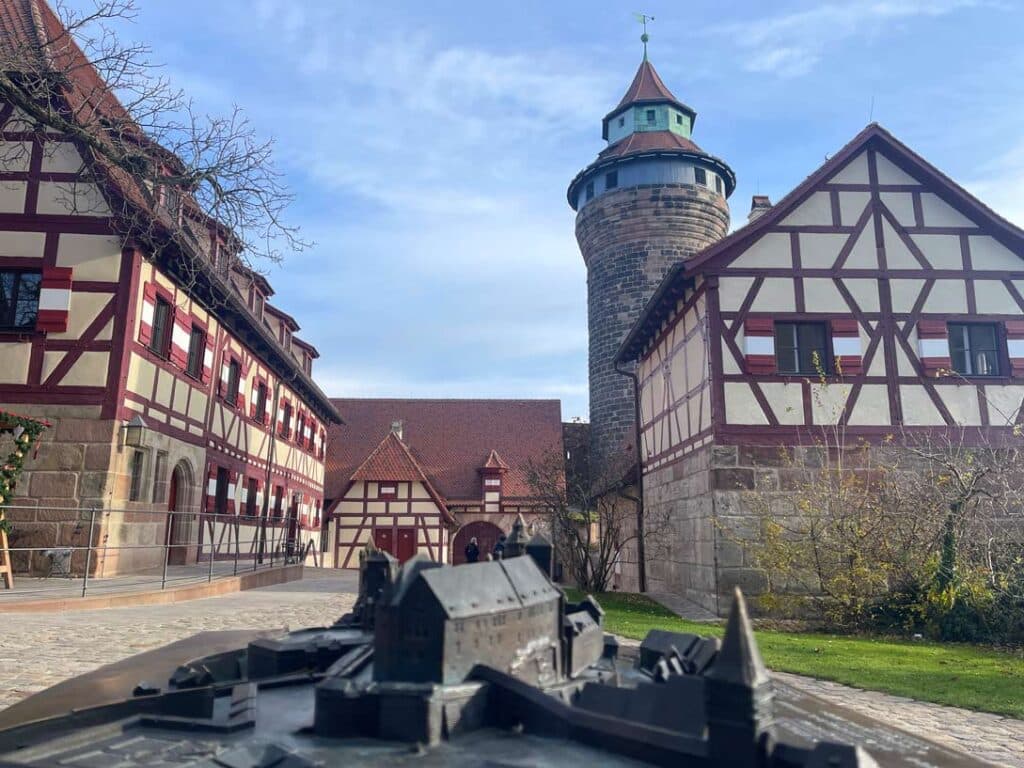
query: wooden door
[
  {"left": 166, "top": 468, "right": 188, "bottom": 566},
  {"left": 373, "top": 527, "right": 394, "bottom": 556},
  {"left": 396, "top": 527, "right": 416, "bottom": 563}
]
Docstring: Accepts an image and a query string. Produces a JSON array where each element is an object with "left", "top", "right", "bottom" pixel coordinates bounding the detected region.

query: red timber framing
[{"left": 618, "top": 123, "right": 1024, "bottom": 472}]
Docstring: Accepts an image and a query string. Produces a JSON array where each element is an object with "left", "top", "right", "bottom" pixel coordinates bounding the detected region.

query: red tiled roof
[
  {"left": 598, "top": 130, "right": 705, "bottom": 161},
  {"left": 325, "top": 399, "right": 563, "bottom": 502},
  {"left": 352, "top": 431, "right": 432, "bottom": 482},
  {"left": 615, "top": 59, "right": 680, "bottom": 110}
]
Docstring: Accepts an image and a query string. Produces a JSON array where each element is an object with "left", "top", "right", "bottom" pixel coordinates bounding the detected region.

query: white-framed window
[{"left": 949, "top": 323, "right": 1000, "bottom": 376}]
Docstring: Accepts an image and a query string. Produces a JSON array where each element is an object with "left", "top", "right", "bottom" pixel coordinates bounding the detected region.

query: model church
[{"left": 571, "top": 54, "right": 1024, "bottom": 614}]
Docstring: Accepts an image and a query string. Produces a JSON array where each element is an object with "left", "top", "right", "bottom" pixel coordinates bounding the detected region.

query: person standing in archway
[{"left": 464, "top": 536, "right": 480, "bottom": 564}]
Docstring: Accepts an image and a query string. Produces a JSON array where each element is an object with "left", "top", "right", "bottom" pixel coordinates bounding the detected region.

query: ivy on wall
[{"left": 0, "top": 411, "right": 50, "bottom": 535}]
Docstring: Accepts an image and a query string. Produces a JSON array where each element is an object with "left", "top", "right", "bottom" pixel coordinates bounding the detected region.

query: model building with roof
[{"left": 323, "top": 398, "right": 563, "bottom": 568}]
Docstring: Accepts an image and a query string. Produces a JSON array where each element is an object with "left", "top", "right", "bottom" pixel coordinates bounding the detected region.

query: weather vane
[{"left": 634, "top": 12, "right": 654, "bottom": 60}]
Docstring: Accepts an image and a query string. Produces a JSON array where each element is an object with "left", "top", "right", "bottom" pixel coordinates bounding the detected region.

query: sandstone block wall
[
  {"left": 3, "top": 406, "right": 205, "bottom": 577},
  {"left": 575, "top": 183, "right": 729, "bottom": 467}
]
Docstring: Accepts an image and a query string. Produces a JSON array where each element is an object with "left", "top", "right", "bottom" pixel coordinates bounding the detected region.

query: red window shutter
[
  {"left": 743, "top": 317, "right": 776, "bottom": 375},
  {"left": 138, "top": 282, "right": 158, "bottom": 346},
  {"left": 227, "top": 471, "right": 237, "bottom": 515},
  {"left": 202, "top": 334, "right": 215, "bottom": 383},
  {"left": 917, "top": 320, "right": 951, "bottom": 377},
  {"left": 205, "top": 465, "right": 218, "bottom": 513},
  {"left": 35, "top": 266, "right": 73, "bottom": 333},
  {"left": 168, "top": 308, "right": 190, "bottom": 368},
  {"left": 1006, "top": 321, "right": 1024, "bottom": 377},
  {"left": 830, "top": 318, "right": 862, "bottom": 375}
]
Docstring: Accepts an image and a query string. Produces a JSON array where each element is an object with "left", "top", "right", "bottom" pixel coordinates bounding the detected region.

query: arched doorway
[
  {"left": 452, "top": 521, "right": 503, "bottom": 564},
  {"left": 166, "top": 461, "right": 193, "bottom": 565}
]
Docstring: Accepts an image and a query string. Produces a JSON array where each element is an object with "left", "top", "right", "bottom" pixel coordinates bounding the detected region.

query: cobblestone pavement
[
  {"left": 0, "top": 569, "right": 356, "bottom": 711},
  {"left": 775, "top": 672, "right": 1024, "bottom": 768}
]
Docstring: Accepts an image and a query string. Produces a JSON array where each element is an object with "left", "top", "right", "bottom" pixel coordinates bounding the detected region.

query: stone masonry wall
[
  {"left": 3, "top": 404, "right": 205, "bottom": 577},
  {"left": 643, "top": 442, "right": 719, "bottom": 614},
  {"left": 575, "top": 183, "right": 729, "bottom": 468}
]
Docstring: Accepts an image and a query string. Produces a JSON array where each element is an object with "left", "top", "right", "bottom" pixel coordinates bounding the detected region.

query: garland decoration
[{"left": 0, "top": 411, "right": 51, "bottom": 528}]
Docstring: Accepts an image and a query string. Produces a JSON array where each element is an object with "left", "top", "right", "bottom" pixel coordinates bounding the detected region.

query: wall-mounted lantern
[{"left": 121, "top": 415, "right": 148, "bottom": 449}]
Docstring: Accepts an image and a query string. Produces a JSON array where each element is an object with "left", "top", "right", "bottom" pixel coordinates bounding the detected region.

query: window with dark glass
[
  {"left": 585, "top": 181, "right": 594, "bottom": 201},
  {"left": 296, "top": 413, "right": 306, "bottom": 446},
  {"left": 129, "top": 449, "right": 145, "bottom": 501},
  {"left": 605, "top": 170, "right": 618, "bottom": 190},
  {"left": 676, "top": 113, "right": 683, "bottom": 125},
  {"left": 694, "top": 167, "right": 707, "bottom": 186},
  {"left": 185, "top": 326, "right": 204, "bottom": 378},
  {"left": 273, "top": 485, "right": 284, "bottom": 517},
  {"left": 255, "top": 381, "right": 267, "bottom": 422},
  {"left": 949, "top": 323, "right": 1000, "bottom": 376},
  {"left": 150, "top": 296, "right": 172, "bottom": 357},
  {"left": 0, "top": 270, "right": 40, "bottom": 330},
  {"left": 645, "top": 109, "right": 656, "bottom": 123},
  {"left": 225, "top": 359, "right": 241, "bottom": 404},
  {"left": 775, "top": 322, "right": 830, "bottom": 375},
  {"left": 282, "top": 402, "right": 292, "bottom": 437},
  {"left": 618, "top": 116, "right": 624, "bottom": 127},
  {"left": 214, "top": 466, "right": 229, "bottom": 515},
  {"left": 151, "top": 450, "right": 167, "bottom": 503},
  {"left": 715, "top": 176, "right": 723, "bottom": 194},
  {"left": 245, "top": 477, "right": 258, "bottom": 517}
]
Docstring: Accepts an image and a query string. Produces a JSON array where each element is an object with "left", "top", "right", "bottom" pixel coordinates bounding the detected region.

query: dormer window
[
  {"left": 645, "top": 109, "right": 656, "bottom": 123},
  {"left": 254, "top": 292, "right": 264, "bottom": 319}
]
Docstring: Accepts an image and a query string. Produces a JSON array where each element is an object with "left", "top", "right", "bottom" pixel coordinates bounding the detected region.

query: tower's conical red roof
[{"left": 615, "top": 59, "right": 680, "bottom": 110}]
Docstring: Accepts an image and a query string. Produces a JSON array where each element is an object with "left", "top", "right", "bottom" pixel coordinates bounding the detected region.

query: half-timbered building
[
  {"left": 323, "top": 399, "right": 563, "bottom": 568},
  {"left": 0, "top": 0, "right": 340, "bottom": 575},
  {"left": 616, "top": 123, "right": 1024, "bottom": 615}
]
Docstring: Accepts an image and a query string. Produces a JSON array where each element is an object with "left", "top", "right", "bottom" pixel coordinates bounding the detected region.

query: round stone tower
[{"left": 568, "top": 55, "right": 735, "bottom": 469}]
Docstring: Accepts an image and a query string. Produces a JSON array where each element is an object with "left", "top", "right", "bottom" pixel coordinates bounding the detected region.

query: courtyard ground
[{"left": 0, "top": 573, "right": 1020, "bottom": 767}]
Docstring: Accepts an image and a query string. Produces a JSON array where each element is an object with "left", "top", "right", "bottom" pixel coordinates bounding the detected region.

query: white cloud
[
  {"left": 964, "top": 139, "right": 1024, "bottom": 227},
  {"left": 713, "top": 1, "right": 989, "bottom": 77}
]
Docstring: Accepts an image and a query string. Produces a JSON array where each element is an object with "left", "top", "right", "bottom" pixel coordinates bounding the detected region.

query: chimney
[
  {"left": 748, "top": 195, "right": 772, "bottom": 223},
  {"left": 390, "top": 420, "right": 403, "bottom": 440}
]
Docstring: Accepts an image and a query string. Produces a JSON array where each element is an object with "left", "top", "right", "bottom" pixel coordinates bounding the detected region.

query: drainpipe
[
  {"left": 259, "top": 378, "right": 281, "bottom": 564},
  {"left": 614, "top": 359, "right": 646, "bottom": 593}
]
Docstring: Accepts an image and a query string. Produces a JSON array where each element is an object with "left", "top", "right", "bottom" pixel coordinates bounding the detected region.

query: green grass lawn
[{"left": 565, "top": 589, "right": 1024, "bottom": 718}]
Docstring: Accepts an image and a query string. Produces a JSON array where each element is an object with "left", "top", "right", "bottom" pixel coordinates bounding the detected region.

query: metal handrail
[{"left": 0, "top": 504, "right": 318, "bottom": 599}]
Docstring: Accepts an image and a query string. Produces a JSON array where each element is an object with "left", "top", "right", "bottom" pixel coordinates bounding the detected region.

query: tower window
[
  {"left": 618, "top": 116, "right": 625, "bottom": 127},
  {"left": 676, "top": 114, "right": 683, "bottom": 125},
  {"left": 605, "top": 171, "right": 618, "bottom": 190},
  {"left": 645, "top": 109, "right": 656, "bottom": 123},
  {"left": 715, "top": 176, "right": 724, "bottom": 194},
  {"left": 694, "top": 168, "right": 707, "bottom": 186},
  {"left": 585, "top": 181, "right": 594, "bottom": 201}
]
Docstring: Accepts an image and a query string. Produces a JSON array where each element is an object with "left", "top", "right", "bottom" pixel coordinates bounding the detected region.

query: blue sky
[{"left": 78, "top": 1, "right": 1024, "bottom": 421}]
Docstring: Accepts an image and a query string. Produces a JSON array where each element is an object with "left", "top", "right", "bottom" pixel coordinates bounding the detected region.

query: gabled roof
[
  {"left": 616, "top": 122, "right": 1024, "bottom": 363},
  {"left": 264, "top": 303, "right": 300, "bottom": 331},
  {"left": 349, "top": 431, "right": 453, "bottom": 523},
  {"left": 292, "top": 337, "right": 320, "bottom": 358},
  {"left": 481, "top": 449, "right": 509, "bottom": 472},
  {"left": 325, "top": 399, "right": 564, "bottom": 503},
  {"left": 399, "top": 556, "right": 559, "bottom": 619}
]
